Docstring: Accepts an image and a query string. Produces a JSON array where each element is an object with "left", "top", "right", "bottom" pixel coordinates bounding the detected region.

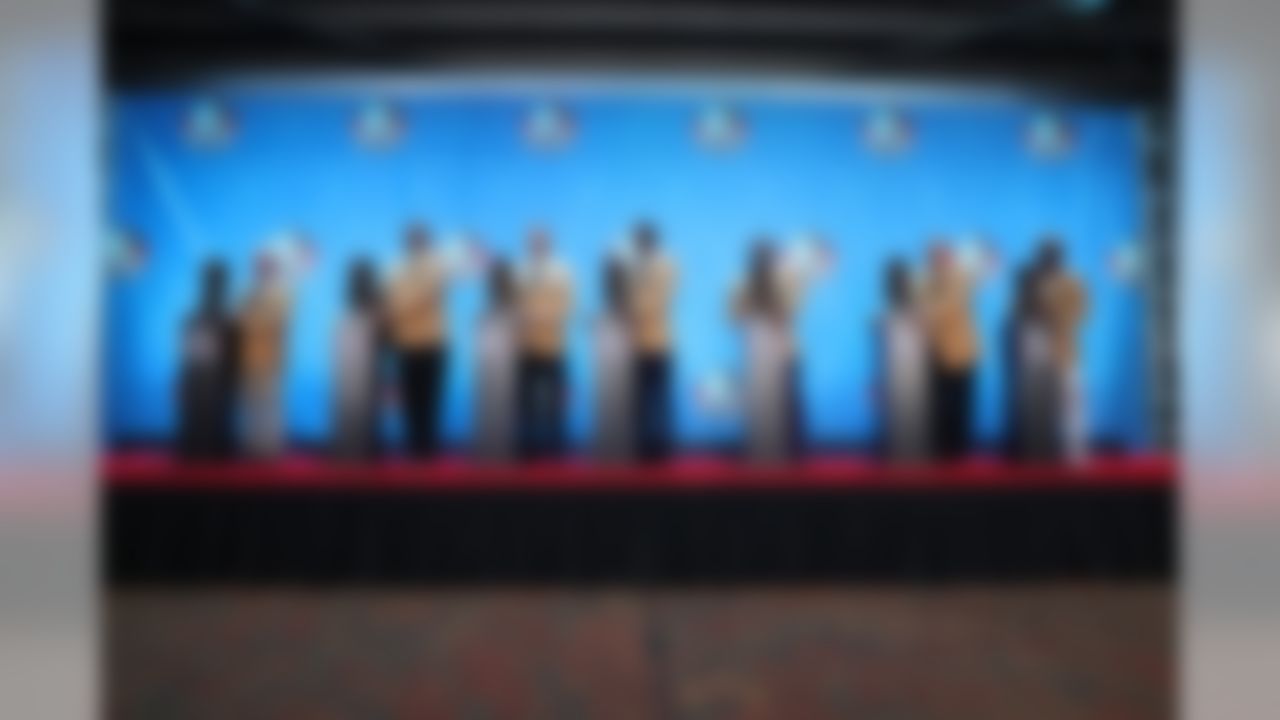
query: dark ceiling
[{"left": 108, "top": 0, "right": 1173, "bottom": 100}]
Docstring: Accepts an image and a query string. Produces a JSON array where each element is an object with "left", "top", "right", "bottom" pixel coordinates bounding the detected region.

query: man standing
[
  {"left": 922, "top": 241, "right": 983, "bottom": 460},
  {"left": 385, "top": 223, "right": 449, "bottom": 458},
  {"left": 625, "top": 221, "right": 677, "bottom": 460},
  {"left": 239, "top": 253, "right": 291, "bottom": 459},
  {"left": 1035, "top": 237, "right": 1089, "bottom": 461},
  {"left": 516, "top": 226, "right": 575, "bottom": 458}
]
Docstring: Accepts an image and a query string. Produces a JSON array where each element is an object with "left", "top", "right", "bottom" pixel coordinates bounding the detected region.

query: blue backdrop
[{"left": 106, "top": 82, "right": 1151, "bottom": 451}]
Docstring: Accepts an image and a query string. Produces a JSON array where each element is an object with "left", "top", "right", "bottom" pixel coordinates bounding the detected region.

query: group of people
[
  {"left": 878, "top": 239, "right": 1088, "bottom": 463},
  {"left": 177, "top": 221, "right": 679, "bottom": 463},
  {"left": 467, "top": 223, "right": 678, "bottom": 462},
  {"left": 176, "top": 221, "right": 1087, "bottom": 464}
]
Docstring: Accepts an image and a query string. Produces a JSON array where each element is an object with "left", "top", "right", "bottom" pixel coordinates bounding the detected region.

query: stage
[{"left": 107, "top": 452, "right": 1175, "bottom": 583}]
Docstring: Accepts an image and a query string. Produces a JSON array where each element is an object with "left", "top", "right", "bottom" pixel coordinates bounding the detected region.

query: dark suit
[{"left": 178, "top": 310, "right": 237, "bottom": 459}]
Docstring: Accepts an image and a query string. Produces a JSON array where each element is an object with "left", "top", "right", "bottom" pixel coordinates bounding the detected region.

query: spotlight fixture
[{"left": 1063, "top": 0, "right": 1109, "bottom": 15}]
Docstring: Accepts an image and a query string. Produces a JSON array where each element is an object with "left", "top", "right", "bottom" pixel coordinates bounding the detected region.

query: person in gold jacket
[
  {"left": 515, "top": 227, "right": 575, "bottom": 457},
  {"left": 624, "top": 221, "right": 677, "bottom": 460},
  {"left": 921, "top": 240, "right": 986, "bottom": 459},
  {"left": 239, "top": 253, "right": 291, "bottom": 459},
  {"left": 384, "top": 223, "right": 451, "bottom": 458},
  {"left": 1035, "top": 240, "right": 1088, "bottom": 378},
  {"left": 1034, "top": 237, "right": 1090, "bottom": 460}
]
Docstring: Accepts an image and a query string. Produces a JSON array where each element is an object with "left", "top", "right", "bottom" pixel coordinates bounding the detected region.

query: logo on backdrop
[
  {"left": 863, "top": 107, "right": 913, "bottom": 155},
  {"left": 695, "top": 103, "right": 747, "bottom": 152},
  {"left": 352, "top": 100, "right": 407, "bottom": 150},
  {"left": 181, "top": 98, "right": 236, "bottom": 149},
  {"left": 523, "top": 101, "right": 576, "bottom": 150},
  {"left": 1026, "top": 111, "right": 1074, "bottom": 159}
]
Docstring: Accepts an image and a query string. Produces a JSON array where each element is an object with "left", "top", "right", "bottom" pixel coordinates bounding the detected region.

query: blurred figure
[
  {"left": 1035, "top": 237, "right": 1090, "bottom": 462},
  {"left": 594, "top": 258, "right": 633, "bottom": 461},
  {"left": 1006, "top": 265, "right": 1058, "bottom": 460},
  {"left": 624, "top": 221, "right": 677, "bottom": 460},
  {"left": 877, "top": 258, "right": 930, "bottom": 461},
  {"left": 732, "top": 237, "right": 825, "bottom": 462},
  {"left": 385, "top": 223, "right": 449, "bottom": 458},
  {"left": 177, "top": 260, "right": 237, "bottom": 460},
  {"left": 333, "top": 258, "right": 384, "bottom": 460},
  {"left": 239, "top": 252, "right": 291, "bottom": 459},
  {"left": 516, "top": 227, "right": 575, "bottom": 458},
  {"left": 922, "top": 241, "right": 983, "bottom": 459},
  {"left": 475, "top": 260, "right": 519, "bottom": 462}
]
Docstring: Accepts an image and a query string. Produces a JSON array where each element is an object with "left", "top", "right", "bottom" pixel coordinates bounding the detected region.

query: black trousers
[
  {"left": 400, "top": 346, "right": 445, "bottom": 458},
  {"left": 518, "top": 354, "right": 566, "bottom": 459},
  {"left": 178, "top": 370, "right": 235, "bottom": 460},
  {"left": 932, "top": 362, "right": 974, "bottom": 460},
  {"left": 634, "top": 352, "right": 672, "bottom": 461},
  {"left": 786, "top": 360, "right": 805, "bottom": 458}
]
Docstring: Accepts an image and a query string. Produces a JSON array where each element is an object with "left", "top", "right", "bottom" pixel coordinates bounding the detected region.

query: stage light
[
  {"left": 352, "top": 100, "right": 406, "bottom": 150},
  {"left": 695, "top": 103, "right": 747, "bottom": 151},
  {"left": 523, "top": 100, "right": 575, "bottom": 150},
  {"left": 863, "top": 107, "right": 913, "bottom": 154},
  {"left": 1063, "top": 0, "right": 1109, "bottom": 15},
  {"left": 181, "top": 97, "right": 235, "bottom": 149},
  {"left": 1026, "top": 111, "right": 1074, "bottom": 159}
]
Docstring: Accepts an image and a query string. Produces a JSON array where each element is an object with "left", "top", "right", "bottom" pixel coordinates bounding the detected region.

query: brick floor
[{"left": 108, "top": 583, "right": 1172, "bottom": 719}]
